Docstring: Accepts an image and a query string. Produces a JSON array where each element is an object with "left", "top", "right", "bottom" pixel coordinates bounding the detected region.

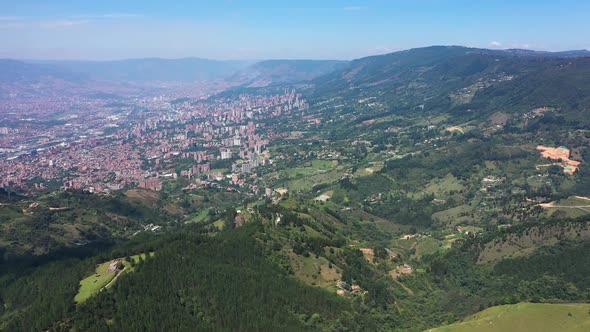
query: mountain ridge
[{"left": 3, "top": 46, "right": 590, "bottom": 86}]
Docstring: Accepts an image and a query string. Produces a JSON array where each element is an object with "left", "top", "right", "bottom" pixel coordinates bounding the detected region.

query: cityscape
[
  {"left": 1, "top": 1, "right": 590, "bottom": 331},
  {"left": 1, "top": 86, "right": 308, "bottom": 195}
]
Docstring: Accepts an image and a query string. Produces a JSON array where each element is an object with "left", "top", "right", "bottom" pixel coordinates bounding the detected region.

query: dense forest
[{"left": 2, "top": 212, "right": 590, "bottom": 331}]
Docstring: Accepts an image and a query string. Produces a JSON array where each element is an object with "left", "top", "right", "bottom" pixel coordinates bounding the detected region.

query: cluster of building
[{"left": 0, "top": 88, "right": 309, "bottom": 196}]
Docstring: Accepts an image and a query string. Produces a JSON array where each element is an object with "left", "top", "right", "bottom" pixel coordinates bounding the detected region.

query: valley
[{"left": 1, "top": 46, "right": 590, "bottom": 331}]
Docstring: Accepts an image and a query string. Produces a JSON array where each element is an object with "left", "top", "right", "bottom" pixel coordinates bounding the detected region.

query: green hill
[
  {"left": 311, "top": 46, "right": 590, "bottom": 132},
  {"left": 429, "top": 303, "right": 590, "bottom": 332}
]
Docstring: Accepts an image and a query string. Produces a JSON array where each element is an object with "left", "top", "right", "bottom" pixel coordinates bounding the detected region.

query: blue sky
[{"left": 1, "top": 0, "right": 589, "bottom": 60}]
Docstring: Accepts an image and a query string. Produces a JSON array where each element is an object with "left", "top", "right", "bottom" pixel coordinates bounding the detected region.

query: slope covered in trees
[{"left": 3, "top": 201, "right": 590, "bottom": 331}]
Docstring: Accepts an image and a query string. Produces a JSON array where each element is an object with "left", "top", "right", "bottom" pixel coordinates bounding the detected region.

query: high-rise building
[{"left": 220, "top": 148, "right": 232, "bottom": 160}]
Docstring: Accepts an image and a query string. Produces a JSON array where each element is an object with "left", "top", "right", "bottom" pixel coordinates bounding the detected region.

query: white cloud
[{"left": 489, "top": 41, "right": 503, "bottom": 48}]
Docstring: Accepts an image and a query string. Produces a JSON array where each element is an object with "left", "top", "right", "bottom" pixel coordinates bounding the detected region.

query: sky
[{"left": 0, "top": 0, "right": 589, "bottom": 61}]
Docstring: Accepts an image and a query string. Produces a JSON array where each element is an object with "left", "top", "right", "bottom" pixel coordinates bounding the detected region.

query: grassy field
[
  {"left": 284, "top": 159, "right": 334, "bottom": 178},
  {"left": 281, "top": 159, "right": 342, "bottom": 192},
  {"left": 288, "top": 251, "right": 341, "bottom": 288},
  {"left": 553, "top": 196, "right": 590, "bottom": 207},
  {"left": 423, "top": 173, "right": 464, "bottom": 198},
  {"left": 354, "top": 162, "right": 384, "bottom": 177},
  {"left": 186, "top": 208, "right": 210, "bottom": 224},
  {"left": 432, "top": 204, "right": 475, "bottom": 226},
  {"left": 391, "top": 235, "right": 444, "bottom": 258},
  {"left": 75, "top": 252, "right": 155, "bottom": 303},
  {"left": 286, "top": 169, "right": 342, "bottom": 192},
  {"left": 123, "top": 252, "right": 155, "bottom": 269},
  {"left": 540, "top": 196, "right": 590, "bottom": 219},
  {"left": 428, "top": 303, "right": 590, "bottom": 332},
  {"left": 74, "top": 260, "right": 119, "bottom": 303},
  {"left": 213, "top": 219, "right": 225, "bottom": 230}
]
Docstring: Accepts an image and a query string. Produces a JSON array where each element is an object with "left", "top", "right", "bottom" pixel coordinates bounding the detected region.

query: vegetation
[
  {"left": 74, "top": 260, "right": 119, "bottom": 303},
  {"left": 2, "top": 46, "right": 590, "bottom": 331}
]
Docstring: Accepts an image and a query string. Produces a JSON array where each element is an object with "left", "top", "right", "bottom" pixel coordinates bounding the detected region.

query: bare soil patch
[
  {"left": 536, "top": 145, "right": 581, "bottom": 175},
  {"left": 446, "top": 126, "right": 464, "bottom": 134},
  {"left": 359, "top": 248, "right": 375, "bottom": 262}
]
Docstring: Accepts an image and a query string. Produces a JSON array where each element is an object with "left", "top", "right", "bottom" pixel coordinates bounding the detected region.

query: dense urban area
[{"left": 1, "top": 87, "right": 306, "bottom": 194}]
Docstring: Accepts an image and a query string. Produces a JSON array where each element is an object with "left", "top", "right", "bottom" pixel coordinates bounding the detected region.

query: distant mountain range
[
  {"left": 1, "top": 46, "right": 589, "bottom": 89},
  {"left": 0, "top": 59, "right": 85, "bottom": 83},
  {"left": 0, "top": 57, "right": 347, "bottom": 86},
  {"left": 29, "top": 58, "right": 253, "bottom": 82}
]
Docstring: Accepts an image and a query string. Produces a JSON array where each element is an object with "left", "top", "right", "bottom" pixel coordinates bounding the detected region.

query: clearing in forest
[
  {"left": 445, "top": 126, "right": 465, "bottom": 134},
  {"left": 124, "top": 189, "right": 159, "bottom": 206},
  {"left": 75, "top": 260, "right": 121, "bottom": 303},
  {"left": 538, "top": 196, "right": 590, "bottom": 218},
  {"left": 288, "top": 250, "right": 341, "bottom": 288},
  {"left": 536, "top": 145, "right": 581, "bottom": 175},
  {"left": 74, "top": 253, "right": 154, "bottom": 303},
  {"left": 359, "top": 248, "right": 375, "bottom": 262}
]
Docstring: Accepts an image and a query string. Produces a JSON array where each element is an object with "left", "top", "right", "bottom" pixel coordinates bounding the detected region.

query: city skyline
[{"left": 1, "top": 0, "right": 590, "bottom": 60}]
